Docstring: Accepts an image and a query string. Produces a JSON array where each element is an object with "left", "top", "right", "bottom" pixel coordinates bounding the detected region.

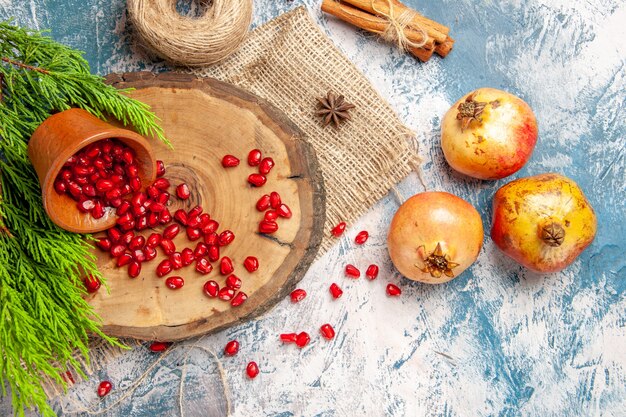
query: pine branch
[{"left": 0, "top": 20, "right": 166, "bottom": 417}]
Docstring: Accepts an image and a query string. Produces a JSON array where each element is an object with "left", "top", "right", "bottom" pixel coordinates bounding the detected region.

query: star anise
[
  {"left": 416, "top": 243, "right": 460, "bottom": 278},
  {"left": 456, "top": 91, "right": 487, "bottom": 131},
  {"left": 316, "top": 92, "right": 356, "bottom": 128}
]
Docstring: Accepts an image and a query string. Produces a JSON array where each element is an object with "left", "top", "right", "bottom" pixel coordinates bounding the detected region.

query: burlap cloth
[{"left": 48, "top": 5, "right": 420, "bottom": 397}]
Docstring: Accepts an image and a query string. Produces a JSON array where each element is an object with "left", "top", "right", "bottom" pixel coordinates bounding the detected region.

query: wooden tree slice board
[{"left": 89, "top": 72, "right": 325, "bottom": 341}]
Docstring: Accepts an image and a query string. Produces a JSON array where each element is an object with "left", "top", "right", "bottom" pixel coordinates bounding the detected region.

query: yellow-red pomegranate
[
  {"left": 491, "top": 173, "right": 596, "bottom": 273},
  {"left": 387, "top": 192, "right": 484, "bottom": 284},
  {"left": 441, "top": 88, "right": 538, "bottom": 180}
]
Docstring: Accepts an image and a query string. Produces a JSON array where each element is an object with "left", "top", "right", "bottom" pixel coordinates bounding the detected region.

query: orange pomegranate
[
  {"left": 441, "top": 88, "right": 538, "bottom": 180},
  {"left": 387, "top": 192, "right": 484, "bottom": 284},
  {"left": 491, "top": 173, "right": 597, "bottom": 273}
]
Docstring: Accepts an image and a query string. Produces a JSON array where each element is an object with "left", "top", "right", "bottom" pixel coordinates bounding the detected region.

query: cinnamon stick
[
  {"left": 342, "top": 0, "right": 449, "bottom": 44},
  {"left": 435, "top": 36, "right": 455, "bottom": 57},
  {"left": 321, "top": 0, "right": 435, "bottom": 61}
]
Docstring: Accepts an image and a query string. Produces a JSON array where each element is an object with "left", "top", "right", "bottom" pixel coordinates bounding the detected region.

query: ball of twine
[{"left": 127, "top": 0, "right": 253, "bottom": 67}]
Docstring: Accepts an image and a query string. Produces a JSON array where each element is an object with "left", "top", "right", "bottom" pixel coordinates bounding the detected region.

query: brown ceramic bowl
[{"left": 28, "top": 108, "right": 156, "bottom": 233}]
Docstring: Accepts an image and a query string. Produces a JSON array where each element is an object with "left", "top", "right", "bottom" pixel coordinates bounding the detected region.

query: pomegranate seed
[
  {"left": 159, "top": 209, "right": 172, "bottom": 224},
  {"left": 132, "top": 249, "right": 146, "bottom": 262},
  {"left": 345, "top": 264, "right": 360, "bottom": 278},
  {"left": 153, "top": 178, "right": 170, "bottom": 190},
  {"left": 116, "top": 200, "right": 131, "bottom": 215},
  {"left": 225, "top": 274, "right": 242, "bottom": 290},
  {"left": 355, "top": 231, "right": 369, "bottom": 245},
  {"left": 290, "top": 289, "right": 307, "bottom": 303},
  {"left": 220, "top": 257, "right": 234, "bottom": 275},
  {"left": 146, "top": 233, "right": 162, "bottom": 248},
  {"left": 119, "top": 220, "right": 135, "bottom": 231},
  {"left": 108, "top": 228, "right": 122, "bottom": 242},
  {"left": 83, "top": 275, "right": 101, "bottom": 293},
  {"left": 77, "top": 199, "right": 95, "bottom": 213},
  {"left": 208, "top": 245, "right": 220, "bottom": 262},
  {"left": 366, "top": 264, "right": 379, "bottom": 280},
  {"left": 258, "top": 155, "right": 275, "bottom": 175},
  {"left": 247, "top": 149, "right": 262, "bottom": 166},
  {"left": 97, "top": 380, "right": 112, "bottom": 397},
  {"left": 201, "top": 219, "right": 219, "bottom": 234},
  {"left": 331, "top": 221, "right": 347, "bottom": 237},
  {"left": 128, "top": 235, "right": 145, "bottom": 250},
  {"left": 203, "top": 280, "right": 219, "bottom": 297},
  {"left": 54, "top": 180, "right": 67, "bottom": 194},
  {"left": 117, "top": 253, "right": 133, "bottom": 267},
  {"left": 120, "top": 231, "right": 134, "bottom": 246},
  {"left": 156, "top": 160, "right": 165, "bottom": 177},
  {"left": 95, "top": 237, "right": 112, "bottom": 252},
  {"left": 224, "top": 340, "right": 239, "bottom": 356},
  {"left": 95, "top": 179, "right": 113, "bottom": 193},
  {"left": 277, "top": 204, "right": 292, "bottom": 219},
  {"left": 83, "top": 184, "right": 96, "bottom": 197},
  {"left": 196, "top": 258, "right": 213, "bottom": 274},
  {"left": 246, "top": 361, "right": 259, "bottom": 379},
  {"left": 143, "top": 246, "right": 157, "bottom": 261},
  {"left": 188, "top": 206, "right": 203, "bottom": 218},
  {"left": 222, "top": 155, "right": 240, "bottom": 167},
  {"left": 131, "top": 191, "right": 147, "bottom": 207},
  {"left": 181, "top": 248, "right": 195, "bottom": 266},
  {"left": 130, "top": 177, "right": 141, "bottom": 192},
  {"left": 116, "top": 212, "right": 133, "bottom": 226},
  {"left": 258, "top": 221, "right": 278, "bottom": 234},
  {"left": 320, "top": 324, "right": 335, "bottom": 340},
  {"left": 295, "top": 332, "right": 310, "bottom": 348},
  {"left": 148, "top": 342, "right": 171, "bottom": 352},
  {"left": 186, "top": 227, "right": 202, "bottom": 241},
  {"left": 204, "top": 232, "right": 218, "bottom": 246},
  {"left": 67, "top": 182, "right": 82, "bottom": 198},
  {"left": 256, "top": 194, "right": 271, "bottom": 211},
  {"left": 176, "top": 183, "right": 190, "bottom": 200},
  {"left": 280, "top": 333, "right": 298, "bottom": 343},
  {"left": 174, "top": 209, "right": 188, "bottom": 225},
  {"left": 194, "top": 242, "right": 209, "bottom": 259},
  {"left": 156, "top": 259, "right": 173, "bottom": 277},
  {"left": 187, "top": 215, "right": 201, "bottom": 228},
  {"left": 128, "top": 261, "right": 141, "bottom": 278},
  {"left": 218, "top": 230, "right": 235, "bottom": 246},
  {"left": 160, "top": 239, "right": 176, "bottom": 255},
  {"left": 248, "top": 174, "right": 267, "bottom": 187},
  {"left": 157, "top": 191, "right": 170, "bottom": 205},
  {"left": 126, "top": 164, "right": 139, "bottom": 177},
  {"left": 92, "top": 200, "right": 105, "bottom": 219},
  {"left": 218, "top": 287, "right": 235, "bottom": 301},
  {"left": 170, "top": 252, "right": 183, "bottom": 269},
  {"left": 149, "top": 202, "right": 166, "bottom": 213},
  {"left": 386, "top": 283, "right": 401, "bottom": 296},
  {"left": 198, "top": 213, "right": 211, "bottom": 227},
  {"left": 163, "top": 224, "right": 180, "bottom": 240},
  {"left": 243, "top": 256, "right": 259, "bottom": 273},
  {"left": 61, "top": 371, "right": 75, "bottom": 385},
  {"left": 268, "top": 192, "right": 280, "bottom": 209},
  {"left": 231, "top": 291, "right": 247, "bottom": 307},
  {"left": 264, "top": 210, "right": 278, "bottom": 221},
  {"left": 110, "top": 244, "right": 126, "bottom": 258},
  {"left": 165, "top": 276, "right": 184, "bottom": 290},
  {"left": 329, "top": 283, "right": 343, "bottom": 299}
]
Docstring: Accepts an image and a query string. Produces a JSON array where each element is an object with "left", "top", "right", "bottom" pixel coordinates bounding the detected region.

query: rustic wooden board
[{"left": 88, "top": 72, "right": 325, "bottom": 341}]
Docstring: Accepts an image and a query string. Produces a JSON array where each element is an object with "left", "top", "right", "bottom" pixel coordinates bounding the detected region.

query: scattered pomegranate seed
[
  {"left": 170, "top": 252, "right": 183, "bottom": 269},
  {"left": 386, "top": 284, "right": 401, "bottom": 296},
  {"left": 148, "top": 342, "right": 171, "bottom": 352},
  {"left": 290, "top": 289, "right": 307, "bottom": 303},
  {"left": 194, "top": 242, "right": 209, "bottom": 259},
  {"left": 165, "top": 276, "right": 184, "bottom": 290},
  {"left": 61, "top": 371, "right": 75, "bottom": 384},
  {"left": 320, "top": 324, "right": 335, "bottom": 340},
  {"left": 280, "top": 333, "right": 298, "bottom": 343},
  {"left": 366, "top": 264, "right": 379, "bottom": 280},
  {"left": 355, "top": 230, "right": 369, "bottom": 245},
  {"left": 246, "top": 361, "right": 259, "bottom": 379},
  {"left": 208, "top": 245, "right": 220, "bottom": 262},
  {"left": 331, "top": 221, "right": 347, "bottom": 237},
  {"left": 143, "top": 246, "right": 157, "bottom": 261},
  {"left": 97, "top": 380, "right": 112, "bottom": 397},
  {"left": 176, "top": 183, "right": 190, "bottom": 200},
  {"left": 153, "top": 178, "right": 170, "bottom": 190},
  {"left": 181, "top": 248, "right": 195, "bottom": 266},
  {"left": 218, "top": 230, "right": 235, "bottom": 246},
  {"left": 160, "top": 239, "right": 176, "bottom": 255},
  {"left": 117, "top": 253, "right": 133, "bottom": 267},
  {"left": 218, "top": 287, "right": 235, "bottom": 301},
  {"left": 156, "top": 259, "right": 173, "bottom": 277},
  {"left": 222, "top": 155, "right": 240, "bottom": 168},
  {"left": 224, "top": 340, "right": 239, "bottom": 356},
  {"left": 196, "top": 258, "right": 213, "bottom": 274},
  {"left": 156, "top": 160, "right": 165, "bottom": 177},
  {"left": 264, "top": 210, "right": 278, "bottom": 221},
  {"left": 295, "top": 332, "right": 310, "bottom": 348},
  {"left": 96, "top": 237, "right": 112, "bottom": 252},
  {"left": 256, "top": 194, "right": 271, "bottom": 211},
  {"left": 203, "top": 280, "right": 219, "bottom": 297},
  {"left": 269, "top": 192, "right": 281, "bottom": 209},
  {"left": 188, "top": 205, "right": 203, "bottom": 218},
  {"left": 220, "top": 257, "right": 234, "bottom": 275},
  {"left": 83, "top": 275, "right": 101, "bottom": 293},
  {"left": 259, "top": 220, "right": 278, "bottom": 234},
  {"left": 186, "top": 227, "right": 202, "bottom": 241},
  {"left": 247, "top": 149, "right": 262, "bottom": 166},
  {"left": 225, "top": 274, "right": 242, "bottom": 289},
  {"left": 163, "top": 224, "right": 180, "bottom": 240},
  {"left": 259, "top": 157, "right": 275, "bottom": 175},
  {"left": 174, "top": 209, "right": 188, "bottom": 225},
  {"left": 345, "top": 264, "right": 361, "bottom": 278},
  {"left": 205, "top": 233, "right": 219, "bottom": 247},
  {"left": 231, "top": 291, "right": 247, "bottom": 307},
  {"left": 243, "top": 256, "right": 259, "bottom": 272},
  {"left": 128, "top": 235, "right": 145, "bottom": 250},
  {"left": 128, "top": 261, "right": 141, "bottom": 278},
  {"left": 277, "top": 204, "right": 292, "bottom": 219},
  {"left": 329, "top": 283, "right": 343, "bottom": 299},
  {"left": 108, "top": 227, "right": 122, "bottom": 242},
  {"left": 248, "top": 173, "right": 267, "bottom": 187},
  {"left": 110, "top": 244, "right": 125, "bottom": 257}
]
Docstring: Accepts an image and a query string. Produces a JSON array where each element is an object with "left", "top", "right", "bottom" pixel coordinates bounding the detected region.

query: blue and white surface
[{"left": 0, "top": 0, "right": 624, "bottom": 416}]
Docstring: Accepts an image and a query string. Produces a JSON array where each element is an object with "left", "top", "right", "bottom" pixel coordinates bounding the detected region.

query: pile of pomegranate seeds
[
  {"left": 54, "top": 139, "right": 143, "bottom": 220},
  {"left": 97, "top": 380, "right": 112, "bottom": 397}
]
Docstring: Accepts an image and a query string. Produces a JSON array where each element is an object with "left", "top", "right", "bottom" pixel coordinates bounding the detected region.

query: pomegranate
[
  {"left": 441, "top": 88, "right": 538, "bottom": 180},
  {"left": 491, "top": 173, "right": 596, "bottom": 273},
  {"left": 387, "top": 191, "right": 483, "bottom": 284}
]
